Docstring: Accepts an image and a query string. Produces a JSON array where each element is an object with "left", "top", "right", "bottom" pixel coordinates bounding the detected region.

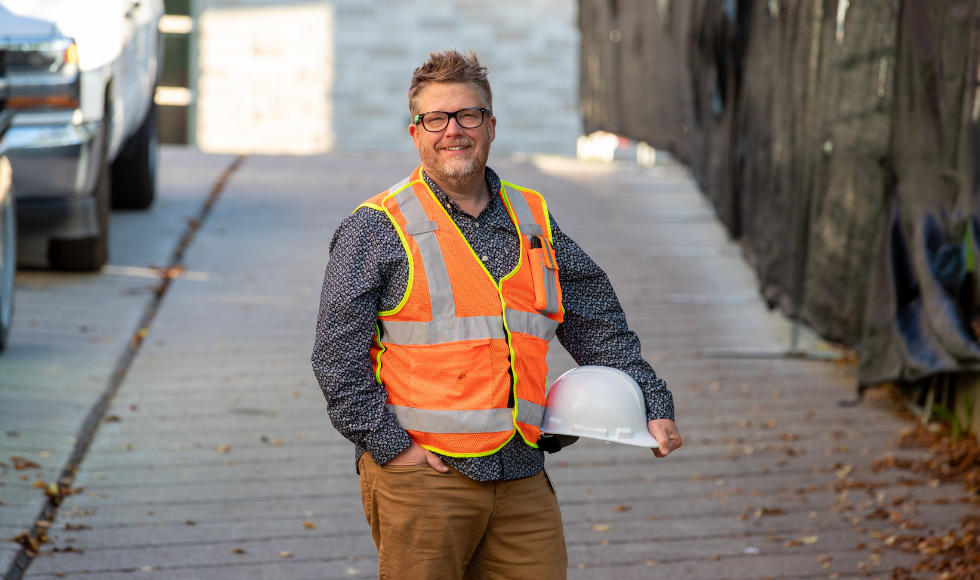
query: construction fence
[{"left": 579, "top": 0, "right": 980, "bottom": 430}]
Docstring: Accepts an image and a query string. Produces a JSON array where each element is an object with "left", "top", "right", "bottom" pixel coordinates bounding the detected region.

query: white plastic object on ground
[{"left": 540, "top": 366, "right": 658, "bottom": 448}]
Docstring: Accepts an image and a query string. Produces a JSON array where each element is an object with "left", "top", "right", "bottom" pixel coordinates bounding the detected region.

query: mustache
[{"left": 437, "top": 138, "right": 476, "bottom": 150}]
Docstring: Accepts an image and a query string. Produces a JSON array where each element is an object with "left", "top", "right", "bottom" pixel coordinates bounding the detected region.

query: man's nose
[{"left": 443, "top": 116, "right": 465, "bottom": 136}]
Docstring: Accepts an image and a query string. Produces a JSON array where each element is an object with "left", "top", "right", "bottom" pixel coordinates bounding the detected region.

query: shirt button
[
  {"left": 481, "top": 255, "right": 489, "bottom": 261},
  {"left": 475, "top": 222, "right": 480, "bottom": 228}
]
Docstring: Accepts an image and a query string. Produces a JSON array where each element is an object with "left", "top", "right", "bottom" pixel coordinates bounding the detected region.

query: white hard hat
[{"left": 540, "top": 366, "right": 658, "bottom": 448}]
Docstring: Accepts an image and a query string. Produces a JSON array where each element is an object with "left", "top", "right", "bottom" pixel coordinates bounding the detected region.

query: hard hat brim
[{"left": 540, "top": 426, "right": 660, "bottom": 448}]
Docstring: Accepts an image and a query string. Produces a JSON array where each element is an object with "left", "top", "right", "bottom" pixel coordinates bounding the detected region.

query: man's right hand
[{"left": 386, "top": 442, "right": 450, "bottom": 473}]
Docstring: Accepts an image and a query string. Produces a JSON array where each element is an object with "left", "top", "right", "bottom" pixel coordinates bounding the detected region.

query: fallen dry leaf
[
  {"left": 11, "top": 456, "right": 41, "bottom": 470},
  {"left": 231, "top": 548, "right": 245, "bottom": 554},
  {"left": 279, "top": 551, "right": 293, "bottom": 558},
  {"left": 753, "top": 508, "right": 785, "bottom": 518},
  {"left": 304, "top": 520, "right": 316, "bottom": 529},
  {"left": 593, "top": 525, "right": 611, "bottom": 532},
  {"left": 216, "top": 444, "right": 232, "bottom": 453},
  {"left": 63, "top": 524, "right": 88, "bottom": 532}
]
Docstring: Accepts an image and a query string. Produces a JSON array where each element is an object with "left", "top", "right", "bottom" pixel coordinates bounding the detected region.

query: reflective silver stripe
[
  {"left": 505, "top": 185, "right": 538, "bottom": 232},
  {"left": 380, "top": 316, "right": 506, "bottom": 345},
  {"left": 388, "top": 176, "right": 411, "bottom": 196},
  {"left": 505, "top": 308, "right": 558, "bottom": 341},
  {"left": 521, "top": 223, "right": 544, "bottom": 236},
  {"left": 515, "top": 399, "right": 546, "bottom": 426},
  {"left": 394, "top": 190, "right": 456, "bottom": 321},
  {"left": 542, "top": 270, "right": 559, "bottom": 313},
  {"left": 388, "top": 405, "right": 515, "bottom": 434},
  {"left": 394, "top": 185, "right": 416, "bottom": 204},
  {"left": 404, "top": 220, "right": 438, "bottom": 235}
]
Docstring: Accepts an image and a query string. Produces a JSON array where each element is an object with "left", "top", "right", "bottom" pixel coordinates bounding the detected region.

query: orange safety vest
[{"left": 357, "top": 166, "right": 563, "bottom": 457}]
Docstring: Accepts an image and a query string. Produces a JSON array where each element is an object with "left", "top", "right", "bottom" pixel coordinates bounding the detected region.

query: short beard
[{"left": 421, "top": 132, "right": 491, "bottom": 191}]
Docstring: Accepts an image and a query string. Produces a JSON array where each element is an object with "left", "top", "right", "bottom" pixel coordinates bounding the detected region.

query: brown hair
[{"left": 408, "top": 50, "right": 492, "bottom": 118}]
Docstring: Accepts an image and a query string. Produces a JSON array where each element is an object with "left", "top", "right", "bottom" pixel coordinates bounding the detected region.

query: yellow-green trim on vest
[
  {"left": 498, "top": 185, "right": 547, "bottom": 449},
  {"left": 420, "top": 431, "right": 517, "bottom": 459},
  {"left": 501, "top": 181, "right": 554, "bottom": 243},
  {"left": 371, "top": 323, "right": 385, "bottom": 384},
  {"left": 501, "top": 181, "right": 565, "bottom": 318},
  {"left": 353, "top": 191, "right": 416, "bottom": 317}
]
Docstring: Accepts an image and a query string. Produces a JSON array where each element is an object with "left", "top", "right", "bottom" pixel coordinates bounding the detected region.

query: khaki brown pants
[{"left": 358, "top": 452, "right": 567, "bottom": 580}]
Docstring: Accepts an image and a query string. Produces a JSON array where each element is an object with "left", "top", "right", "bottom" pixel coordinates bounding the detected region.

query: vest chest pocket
[{"left": 528, "top": 236, "right": 560, "bottom": 314}]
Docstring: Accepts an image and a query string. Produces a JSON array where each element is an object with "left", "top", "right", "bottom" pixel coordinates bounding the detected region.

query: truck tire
[
  {"left": 48, "top": 141, "right": 110, "bottom": 271},
  {"left": 0, "top": 181, "right": 16, "bottom": 353},
  {"left": 111, "top": 100, "right": 158, "bottom": 210}
]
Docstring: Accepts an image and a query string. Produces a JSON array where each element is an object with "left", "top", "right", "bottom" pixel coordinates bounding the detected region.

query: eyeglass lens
[{"left": 422, "top": 109, "right": 484, "bottom": 131}]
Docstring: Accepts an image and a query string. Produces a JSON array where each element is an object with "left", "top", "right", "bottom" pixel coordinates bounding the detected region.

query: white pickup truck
[{"left": 0, "top": 0, "right": 164, "bottom": 271}]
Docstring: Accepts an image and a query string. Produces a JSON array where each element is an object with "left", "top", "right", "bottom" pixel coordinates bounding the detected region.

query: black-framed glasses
[{"left": 413, "top": 107, "right": 489, "bottom": 132}]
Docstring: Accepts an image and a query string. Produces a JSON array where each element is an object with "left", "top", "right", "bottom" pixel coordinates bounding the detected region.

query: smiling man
[{"left": 312, "top": 50, "right": 681, "bottom": 579}]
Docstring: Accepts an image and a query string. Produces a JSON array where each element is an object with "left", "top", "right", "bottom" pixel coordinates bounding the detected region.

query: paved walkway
[
  {"left": 0, "top": 148, "right": 236, "bottom": 574},
  {"left": 7, "top": 149, "right": 974, "bottom": 579}
]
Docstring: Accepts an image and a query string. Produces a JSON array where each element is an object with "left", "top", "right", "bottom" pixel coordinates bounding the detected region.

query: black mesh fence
[{"left": 580, "top": 0, "right": 980, "bottom": 385}]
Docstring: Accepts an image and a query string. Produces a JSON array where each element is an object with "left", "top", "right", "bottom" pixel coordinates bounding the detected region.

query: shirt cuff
[
  {"left": 643, "top": 378, "right": 676, "bottom": 422},
  {"left": 362, "top": 416, "right": 413, "bottom": 466}
]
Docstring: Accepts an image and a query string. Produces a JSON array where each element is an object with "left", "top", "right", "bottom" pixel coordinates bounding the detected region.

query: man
[{"left": 312, "top": 50, "right": 681, "bottom": 579}]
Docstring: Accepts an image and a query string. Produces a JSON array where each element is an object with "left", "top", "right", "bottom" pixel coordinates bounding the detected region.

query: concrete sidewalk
[
  {"left": 0, "top": 148, "right": 236, "bottom": 575},
  {"left": 14, "top": 150, "right": 974, "bottom": 579}
]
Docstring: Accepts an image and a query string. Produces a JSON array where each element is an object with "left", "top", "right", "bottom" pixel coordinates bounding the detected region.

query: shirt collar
[{"left": 421, "top": 166, "right": 502, "bottom": 218}]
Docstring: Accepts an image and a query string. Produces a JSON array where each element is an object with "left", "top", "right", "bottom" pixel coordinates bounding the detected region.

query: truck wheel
[
  {"left": 111, "top": 100, "right": 158, "bottom": 210},
  {"left": 0, "top": 178, "right": 16, "bottom": 353},
  {"left": 48, "top": 145, "right": 110, "bottom": 271}
]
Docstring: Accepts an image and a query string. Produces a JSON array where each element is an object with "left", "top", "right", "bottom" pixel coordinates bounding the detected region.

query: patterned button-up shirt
[{"left": 312, "top": 166, "right": 674, "bottom": 481}]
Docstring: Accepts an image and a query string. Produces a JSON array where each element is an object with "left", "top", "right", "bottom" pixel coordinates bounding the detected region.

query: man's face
[{"left": 409, "top": 82, "right": 496, "bottom": 187}]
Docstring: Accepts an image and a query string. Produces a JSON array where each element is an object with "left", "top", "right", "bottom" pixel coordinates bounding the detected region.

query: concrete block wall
[
  {"left": 195, "top": 0, "right": 580, "bottom": 155},
  {"left": 197, "top": 3, "right": 336, "bottom": 154}
]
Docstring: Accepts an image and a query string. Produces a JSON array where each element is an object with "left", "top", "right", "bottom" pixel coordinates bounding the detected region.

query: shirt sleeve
[
  {"left": 311, "top": 208, "right": 413, "bottom": 465},
  {"left": 550, "top": 213, "right": 676, "bottom": 421}
]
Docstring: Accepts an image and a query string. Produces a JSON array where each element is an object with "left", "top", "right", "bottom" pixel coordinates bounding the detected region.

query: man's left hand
[{"left": 648, "top": 419, "right": 682, "bottom": 458}]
